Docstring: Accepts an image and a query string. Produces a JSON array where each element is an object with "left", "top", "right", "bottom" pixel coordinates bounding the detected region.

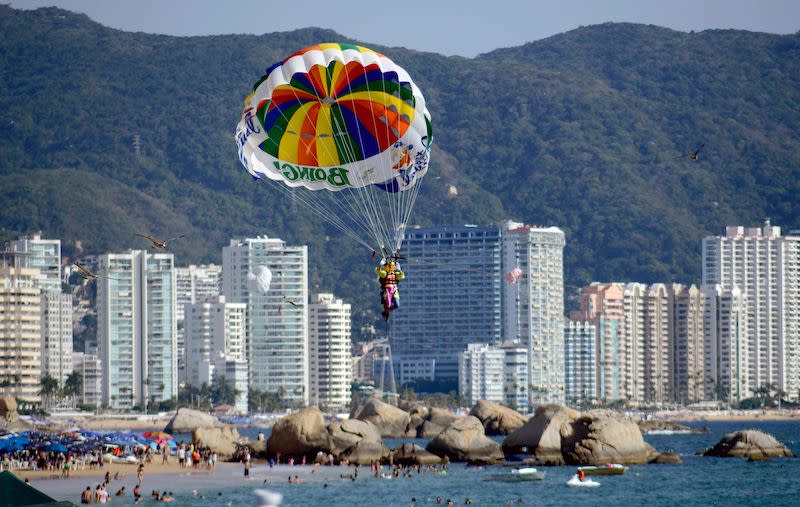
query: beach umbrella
[{"left": 45, "top": 442, "right": 68, "bottom": 453}]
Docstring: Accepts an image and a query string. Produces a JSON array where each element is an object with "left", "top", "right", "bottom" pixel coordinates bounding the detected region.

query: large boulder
[
  {"left": 428, "top": 407, "right": 459, "bottom": 428},
  {"left": 266, "top": 407, "right": 330, "bottom": 460},
  {"left": 394, "top": 443, "right": 443, "bottom": 465},
  {"left": 503, "top": 405, "right": 659, "bottom": 466},
  {"left": 503, "top": 404, "right": 578, "bottom": 465},
  {"left": 0, "top": 396, "right": 17, "bottom": 414},
  {"left": 192, "top": 427, "right": 240, "bottom": 459},
  {"left": 164, "top": 408, "right": 219, "bottom": 433},
  {"left": 418, "top": 421, "right": 447, "bottom": 439},
  {"left": 406, "top": 404, "right": 430, "bottom": 436},
  {"left": 700, "top": 430, "right": 794, "bottom": 459},
  {"left": 426, "top": 416, "right": 504, "bottom": 463},
  {"left": 326, "top": 419, "right": 382, "bottom": 456},
  {"left": 470, "top": 400, "right": 528, "bottom": 435},
  {"left": 339, "top": 440, "right": 390, "bottom": 465},
  {"left": 564, "top": 409, "right": 658, "bottom": 465},
  {"left": 352, "top": 398, "right": 412, "bottom": 438},
  {"left": 0, "top": 396, "right": 30, "bottom": 432}
]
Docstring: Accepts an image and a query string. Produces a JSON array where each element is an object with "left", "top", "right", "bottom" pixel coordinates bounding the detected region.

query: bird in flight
[
  {"left": 688, "top": 144, "right": 705, "bottom": 160},
  {"left": 134, "top": 233, "right": 185, "bottom": 250},
  {"left": 73, "top": 262, "right": 116, "bottom": 282}
]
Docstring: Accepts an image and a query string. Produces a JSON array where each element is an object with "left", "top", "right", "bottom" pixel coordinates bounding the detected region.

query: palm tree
[
  {"left": 64, "top": 372, "right": 83, "bottom": 405},
  {"left": 39, "top": 374, "right": 60, "bottom": 408}
]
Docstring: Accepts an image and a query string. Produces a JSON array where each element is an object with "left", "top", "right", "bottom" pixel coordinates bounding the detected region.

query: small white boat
[
  {"left": 566, "top": 474, "right": 600, "bottom": 487},
  {"left": 487, "top": 467, "right": 546, "bottom": 482}
]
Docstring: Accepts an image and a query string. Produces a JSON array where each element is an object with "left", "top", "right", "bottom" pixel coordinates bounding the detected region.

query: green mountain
[{"left": 1, "top": 6, "right": 799, "bottom": 332}]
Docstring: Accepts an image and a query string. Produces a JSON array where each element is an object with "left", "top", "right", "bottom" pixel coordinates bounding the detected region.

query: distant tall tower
[
  {"left": 702, "top": 285, "right": 749, "bottom": 403},
  {"left": 702, "top": 223, "right": 800, "bottom": 400},
  {"left": 564, "top": 320, "right": 597, "bottom": 406},
  {"left": 668, "top": 284, "right": 705, "bottom": 404},
  {"left": 184, "top": 295, "right": 246, "bottom": 388},
  {"left": 392, "top": 225, "right": 503, "bottom": 383},
  {"left": 223, "top": 236, "right": 309, "bottom": 406},
  {"left": 503, "top": 222, "right": 565, "bottom": 404},
  {"left": 458, "top": 343, "right": 505, "bottom": 406},
  {"left": 12, "top": 234, "right": 73, "bottom": 388},
  {"left": 40, "top": 290, "right": 73, "bottom": 386},
  {"left": 0, "top": 249, "right": 42, "bottom": 402},
  {"left": 574, "top": 283, "right": 626, "bottom": 402},
  {"left": 11, "top": 233, "right": 61, "bottom": 291},
  {"left": 309, "top": 293, "right": 352, "bottom": 412},
  {"left": 97, "top": 251, "right": 177, "bottom": 410},
  {"left": 175, "top": 264, "right": 223, "bottom": 383}
]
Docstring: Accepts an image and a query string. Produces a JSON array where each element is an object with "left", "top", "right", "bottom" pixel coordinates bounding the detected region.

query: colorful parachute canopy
[
  {"left": 247, "top": 265, "right": 273, "bottom": 293},
  {"left": 505, "top": 268, "right": 523, "bottom": 284},
  {"left": 236, "top": 43, "right": 433, "bottom": 255}
]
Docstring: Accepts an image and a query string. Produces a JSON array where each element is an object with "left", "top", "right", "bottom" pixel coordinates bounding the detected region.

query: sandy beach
[
  {"left": 19, "top": 462, "right": 351, "bottom": 505},
  {"left": 12, "top": 459, "right": 221, "bottom": 481},
  {"left": 648, "top": 409, "right": 800, "bottom": 422}
]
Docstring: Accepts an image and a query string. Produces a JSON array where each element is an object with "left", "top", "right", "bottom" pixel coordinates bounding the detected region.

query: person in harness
[{"left": 375, "top": 259, "right": 405, "bottom": 321}]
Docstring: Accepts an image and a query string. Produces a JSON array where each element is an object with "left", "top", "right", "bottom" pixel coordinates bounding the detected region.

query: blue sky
[{"left": 9, "top": 0, "right": 800, "bottom": 57}]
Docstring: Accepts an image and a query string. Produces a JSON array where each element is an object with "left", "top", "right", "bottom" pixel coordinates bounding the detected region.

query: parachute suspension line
[{"left": 262, "top": 177, "right": 373, "bottom": 251}]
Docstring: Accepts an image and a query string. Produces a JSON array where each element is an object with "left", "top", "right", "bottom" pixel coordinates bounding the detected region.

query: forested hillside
[{"left": 1, "top": 6, "right": 798, "bottom": 332}]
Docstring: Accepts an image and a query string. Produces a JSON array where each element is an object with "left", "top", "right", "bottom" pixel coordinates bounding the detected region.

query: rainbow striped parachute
[{"left": 237, "top": 43, "right": 432, "bottom": 255}]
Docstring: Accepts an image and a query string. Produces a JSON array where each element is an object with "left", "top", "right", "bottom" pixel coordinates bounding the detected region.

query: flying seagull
[
  {"left": 688, "top": 144, "right": 705, "bottom": 161},
  {"left": 134, "top": 233, "right": 185, "bottom": 250},
  {"left": 73, "top": 262, "right": 116, "bottom": 282}
]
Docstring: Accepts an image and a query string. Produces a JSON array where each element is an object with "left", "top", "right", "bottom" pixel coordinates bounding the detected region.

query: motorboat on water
[
  {"left": 566, "top": 474, "right": 600, "bottom": 487},
  {"left": 487, "top": 467, "right": 546, "bottom": 482},
  {"left": 576, "top": 464, "right": 628, "bottom": 475}
]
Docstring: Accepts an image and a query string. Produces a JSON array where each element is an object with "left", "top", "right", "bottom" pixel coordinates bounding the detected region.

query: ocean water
[{"left": 36, "top": 420, "right": 800, "bottom": 506}]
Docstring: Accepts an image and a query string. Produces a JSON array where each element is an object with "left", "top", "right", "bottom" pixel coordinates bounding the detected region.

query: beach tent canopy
[{"left": 0, "top": 470, "right": 78, "bottom": 506}]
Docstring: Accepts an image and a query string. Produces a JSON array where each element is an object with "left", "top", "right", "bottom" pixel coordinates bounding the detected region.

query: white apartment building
[
  {"left": 641, "top": 284, "right": 671, "bottom": 404},
  {"left": 11, "top": 234, "right": 73, "bottom": 387},
  {"left": 175, "top": 264, "right": 223, "bottom": 383},
  {"left": 502, "top": 222, "right": 565, "bottom": 404},
  {"left": 0, "top": 265, "right": 42, "bottom": 402},
  {"left": 500, "top": 340, "right": 529, "bottom": 412},
  {"left": 669, "top": 284, "right": 705, "bottom": 404},
  {"left": 309, "top": 293, "right": 352, "bottom": 412},
  {"left": 702, "top": 285, "right": 749, "bottom": 403},
  {"left": 702, "top": 222, "right": 800, "bottom": 400},
  {"left": 40, "top": 290, "right": 73, "bottom": 385},
  {"left": 458, "top": 343, "right": 505, "bottom": 406},
  {"left": 564, "top": 320, "right": 596, "bottom": 406},
  {"left": 184, "top": 295, "right": 246, "bottom": 387},
  {"left": 223, "top": 236, "right": 309, "bottom": 406},
  {"left": 72, "top": 351, "right": 102, "bottom": 408},
  {"left": 11, "top": 233, "right": 61, "bottom": 292},
  {"left": 97, "top": 251, "right": 178, "bottom": 410}
]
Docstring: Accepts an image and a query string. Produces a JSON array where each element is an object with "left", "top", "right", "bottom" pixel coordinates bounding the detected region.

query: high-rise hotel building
[
  {"left": 11, "top": 234, "right": 73, "bottom": 387},
  {"left": 392, "top": 225, "right": 503, "bottom": 383},
  {"left": 309, "top": 293, "right": 352, "bottom": 412},
  {"left": 502, "top": 223, "right": 566, "bottom": 404},
  {"left": 223, "top": 236, "right": 309, "bottom": 406},
  {"left": 0, "top": 262, "right": 42, "bottom": 402},
  {"left": 702, "top": 222, "right": 800, "bottom": 400},
  {"left": 175, "top": 264, "right": 223, "bottom": 383},
  {"left": 97, "top": 251, "right": 177, "bottom": 409}
]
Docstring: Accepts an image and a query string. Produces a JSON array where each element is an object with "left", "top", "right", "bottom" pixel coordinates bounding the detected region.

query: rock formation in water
[
  {"left": 699, "top": 430, "right": 794, "bottom": 459},
  {"left": 469, "top": 400, "right": 528, "bottom": 435},
  {"left": 426, "top": 416, "right": 505, "bottom": 463},
  {"left": 503, "top": 404, "right": 668, "bottom": 465}
]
